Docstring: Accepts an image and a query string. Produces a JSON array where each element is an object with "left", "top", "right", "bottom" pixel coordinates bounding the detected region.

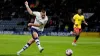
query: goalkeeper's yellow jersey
[{"left": 73, "top": 14, "right": 85, "bottom": 28}]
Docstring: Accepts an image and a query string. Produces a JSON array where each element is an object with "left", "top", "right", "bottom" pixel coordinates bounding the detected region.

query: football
[{"left": 66, "top": 49, "right": 73, "bottom": 56}]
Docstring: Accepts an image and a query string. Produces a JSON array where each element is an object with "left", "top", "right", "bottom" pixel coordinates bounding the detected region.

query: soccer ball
[{"left": 66, "top": 49, "right": 73, "bottom": 56}]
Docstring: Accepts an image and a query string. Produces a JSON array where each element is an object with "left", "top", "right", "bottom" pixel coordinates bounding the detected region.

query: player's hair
[
  {"left": 77, "top": 8, "right": 82, "bottom": 11},
  {"left": 77, "top": 8, "right": 83, "bottom": 14},
  {"left": 41, "top": 8, "right": 46, "bottom": 13}
]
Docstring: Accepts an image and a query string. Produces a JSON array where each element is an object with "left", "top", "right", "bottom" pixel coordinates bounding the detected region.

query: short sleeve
[
  {"left": 73, "top": 15, "right": 76, "bottom": 20},
  {"left": 32, "top": 11, "right": 39, "bottom": 16}
]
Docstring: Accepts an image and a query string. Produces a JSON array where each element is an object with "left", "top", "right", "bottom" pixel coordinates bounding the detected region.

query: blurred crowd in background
[{"left": 0, "top": 0, "right": 100, "bottom": 32}]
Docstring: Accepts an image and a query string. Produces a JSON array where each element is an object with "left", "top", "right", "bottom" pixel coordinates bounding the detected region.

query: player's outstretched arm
[
  {"left": 83, "top": 20, "right": 88, "bottom": 26},
  {"left": 72, "top": 19, "right": 75, "bottom": 24},
  {"left": 25, "top": 1, "right": 34, "bottom": 15}
]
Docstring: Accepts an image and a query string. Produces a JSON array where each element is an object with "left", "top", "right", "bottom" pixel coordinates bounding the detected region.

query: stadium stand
[{"left": 0, "top": 0, "right": 100, "bottom": 32}]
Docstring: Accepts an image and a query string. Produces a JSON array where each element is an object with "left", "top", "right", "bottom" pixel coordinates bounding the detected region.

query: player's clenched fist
[
  {"left": 25, "top": 1, "right": 28, "bottom": 6},
  {"left": 28, "top": 23, "right": 33, "bottom": 26}
]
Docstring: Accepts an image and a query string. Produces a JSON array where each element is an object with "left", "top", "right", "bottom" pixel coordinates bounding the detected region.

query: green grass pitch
[{"left": 0, "top": 34, "right": 100, "bottom": 56}]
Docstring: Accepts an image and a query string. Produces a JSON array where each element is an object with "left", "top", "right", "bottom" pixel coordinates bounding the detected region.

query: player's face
[
  {"left": 41, "top": 12, "right": 46, "bottom": 19},
  {"left": 78, "top": 9, "right": 82, "bottom": 14}
]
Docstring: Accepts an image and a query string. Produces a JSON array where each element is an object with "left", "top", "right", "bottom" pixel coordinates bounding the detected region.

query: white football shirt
[{"left": 31, "top": 11, "right": 48, "bottom": 31}]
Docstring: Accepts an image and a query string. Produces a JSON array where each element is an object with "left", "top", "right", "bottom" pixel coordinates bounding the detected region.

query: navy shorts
[{"left": 31, "top": 28, "right": 42, "bottom": 36}]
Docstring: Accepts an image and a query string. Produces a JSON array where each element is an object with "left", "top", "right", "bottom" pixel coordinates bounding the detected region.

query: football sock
[
  {"left": 74, "top": 39, "right": 76, "bottom": 43},
  {"left": 74, "top": 35, "right": 79, "bottom": 43},
  {"left": 75, "top": 35, "right": 79, "bottom": 40},
  {"left": 18, "top": 43, "right": 30, "bottom": 53},
  {"left": 34, "top": 38, "right": 42, "bottom": 50}
]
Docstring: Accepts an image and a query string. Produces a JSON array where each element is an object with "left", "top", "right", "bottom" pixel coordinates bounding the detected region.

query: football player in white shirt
[{"left": 17, "top": 1, "right": 48, "bottom": 55}]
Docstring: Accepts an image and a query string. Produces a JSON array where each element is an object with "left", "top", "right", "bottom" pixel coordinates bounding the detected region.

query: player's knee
[
  {"left": 75, "top": 32, "right": 80, "bottom": 36},
  {"left": 31, "top": 39, "right": 35, "bottom": 43},
  {"left": 28, "top": 38, "right": 35, "bottom": 44},
  {"left": 32, "top": 32, "right": 39, "bottom": 38}
]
